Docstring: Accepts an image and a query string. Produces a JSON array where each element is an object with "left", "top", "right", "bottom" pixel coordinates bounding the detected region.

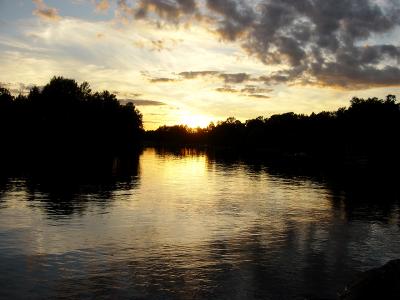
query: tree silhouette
[
  {"left": 0, "top": 76, "right": 143, "bottom": 156},
  {"left": 145, "top": 95, "right": 400, "bottom": 167},
  {"left": 3, "top": 77, "right": 399, "bottom": 166}
]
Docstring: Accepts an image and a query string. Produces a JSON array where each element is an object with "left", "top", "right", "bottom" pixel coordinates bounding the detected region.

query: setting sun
[
  {"left": 179, "top": 114, "right": 212, "bottom": 129},
  {"left": 1, "top": 1, "right": 400, "bottom": 299}
]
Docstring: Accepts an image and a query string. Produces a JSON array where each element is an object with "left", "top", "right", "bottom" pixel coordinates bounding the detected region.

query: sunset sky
[{"left": 1, "top": 0, "right": 400, "bottom": 129}]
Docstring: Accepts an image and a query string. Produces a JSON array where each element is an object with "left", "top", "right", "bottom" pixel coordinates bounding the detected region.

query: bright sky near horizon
[{"left": 1, "top": 0, "right": 400, "bottom": 129}]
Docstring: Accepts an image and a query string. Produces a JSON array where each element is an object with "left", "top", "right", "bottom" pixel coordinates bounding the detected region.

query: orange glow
[{"left": 179, "top": 114, "right": 212, "bottom": 129}]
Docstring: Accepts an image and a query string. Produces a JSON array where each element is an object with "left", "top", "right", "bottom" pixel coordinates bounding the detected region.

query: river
[{"left": 0, "top": 148, "right": 399, "bottom": 299}]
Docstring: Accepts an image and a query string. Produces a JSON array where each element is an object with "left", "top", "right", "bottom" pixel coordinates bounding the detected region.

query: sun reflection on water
[{"left": 0, "top": 148, "right": 399, "bottom": 299}]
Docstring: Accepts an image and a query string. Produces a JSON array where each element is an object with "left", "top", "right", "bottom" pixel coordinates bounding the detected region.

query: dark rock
[{"left": 339, "top": 259, "right": 400, "bottom": 300}]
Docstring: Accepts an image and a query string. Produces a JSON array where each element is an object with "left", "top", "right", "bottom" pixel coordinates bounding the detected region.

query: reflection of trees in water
[
  {"left": 154, "top": 146, "right": 207, "bottom": 158},
  {"left": 204, "top": 148, "right": 400, "bottom": 225},
  {"left": 1, "top": 147, "right": 399, "bottom": 299},
  {"left": 0, "top": 151, "right": 142, "bottom": 217},
  {"left": 194, "top": 203, "right": 399, "bottom": 299},
  {"left": 0, "top": 178, "right": 9, "bottom": 206},
  {"left": 152, "top": 145, "right": 399, "bottom": 225}
]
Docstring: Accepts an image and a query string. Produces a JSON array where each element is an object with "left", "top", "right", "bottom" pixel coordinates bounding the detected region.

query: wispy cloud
[
  {"left": 215, "top": 84, "right": 272, "bottom": 99},
  {"left": 94, "top": 0, "right": 110, "bottom": 12},
  {"left": 220, "top": 73, "right": 250, "bottom": 84},
  {"left": 133, "top": 0, "right": 198, "bottom": 21},
  {"left": 119, "top": 99, "right": 167, "bottom": 106},
  {"left": 32, "top": 0, "right": 61, "bottom": 22},
  {"left": 215, "top": 86, "right": 238, "bottom": 93},
  {"left": 133, "top": 38, "right": 183, "bottom": 52},
  {"left": 150, "top": 77, "right": 178, "bottom": 83},
  {"left": 178, "top": 70, "right": 220, "bottom": 79},
  {"left": 177, "top": 71, "right": 253, "bottom": 83},
  {"left": 241, "top": 85, "right": 272, "bottom": 94},
  {"left": 246, "top": 94, "right": 270, "bottom": 99},
  {"left": 0, "top": 81, "right": 39, "bottom": 95}
]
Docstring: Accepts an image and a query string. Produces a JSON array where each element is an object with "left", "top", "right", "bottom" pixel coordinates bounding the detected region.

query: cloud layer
[
  {"left": 8, "top": 0, "right": 398, "bottom": 128},
  {"left": 114, "top": 0, "right": 400, "bottom": 89},
  {"left": 146, "top": 70, "right": 274, "bottom": 98}
]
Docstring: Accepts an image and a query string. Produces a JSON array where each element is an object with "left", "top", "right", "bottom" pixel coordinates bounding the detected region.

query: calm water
[{"left": 0, "top": 148, "right": 399, "bottom": 299}]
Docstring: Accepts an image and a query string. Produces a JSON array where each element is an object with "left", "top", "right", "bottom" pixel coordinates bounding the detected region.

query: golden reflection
[
  {"left": 1, "top": 148, "right": 400, "bottom": 299},
  {"left": 118, "top": 149, "right": 337, "bottom": 253}
]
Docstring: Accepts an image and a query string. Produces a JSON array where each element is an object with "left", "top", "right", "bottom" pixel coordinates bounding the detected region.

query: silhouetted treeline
[
  {"left": 145, "top": 124, "right": 208, "bottom": 146},
  {"left": 0, "top": 77, "right": 143, "bottom": 155},
  {"left": 146, "top": 95, "right": 400, "bottom": 167}
]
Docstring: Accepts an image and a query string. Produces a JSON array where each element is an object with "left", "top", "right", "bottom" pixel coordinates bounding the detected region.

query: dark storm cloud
[
  {"left": 205, "top": 0, "right": 255, "bottom": 40},
  {"left": 310, "top": 64, "right": 400, "bottom": 89},
  {"left": 123, "top": 0, "right": 400, "bottom": 89},
  {"left": 238, "top": 0, "right": 400, "bottom": 88}
]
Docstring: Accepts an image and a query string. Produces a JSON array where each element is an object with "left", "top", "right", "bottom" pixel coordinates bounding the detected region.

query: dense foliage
[
  {"left": 0, "top": 77, "right": 143, "bottom": 154},
  {"left": 146, "top": 95, "right": 400, "bottom": 163}
]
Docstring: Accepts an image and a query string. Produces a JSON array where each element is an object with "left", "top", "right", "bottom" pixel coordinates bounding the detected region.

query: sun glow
[{"left": 179, "top": 114, "right": 212, "bottom": 129}]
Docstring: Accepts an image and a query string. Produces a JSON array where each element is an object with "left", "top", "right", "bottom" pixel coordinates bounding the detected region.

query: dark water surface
[{"left": 0, "top": 148, "right": 399, "bottom": 299}]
